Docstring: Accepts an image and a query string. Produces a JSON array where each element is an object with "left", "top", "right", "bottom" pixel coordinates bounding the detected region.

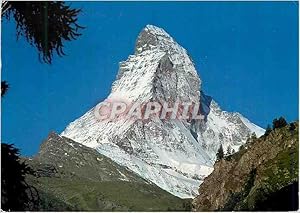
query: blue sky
[{"left": 1, "top": 2, "right": 298, "bottom": 156}]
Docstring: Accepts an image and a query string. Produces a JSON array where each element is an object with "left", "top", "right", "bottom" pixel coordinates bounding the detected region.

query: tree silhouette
[
  {"left": 1, "top": 81, "right": 9, "bottom": 97},
  {"left": 272, "top": 117, "right": 288, "bottom": 130},
  {"left": 226, "top": 145, "right": 232, "bottom": 155},
  {"left": 2, "top": 1, "right": 83, "bottom": 64},
  {"left": 216, "top": 144, "right": 224, "bottom": 161},
  {"left": 1, "top": 143, "right": 39, "bottom": 211},
  {"left": 251, "top": 132, "right": 257, "bottom": 140},
  {"left": 289, "top": 123, "right": 296, "bottom": 131},
  {"left": 1, "top": 1, "right": 83, "bottom": 97},
  {"left": 264, "top": 124, "right": 272, "bottom": 136},
  {"left": 1, "top": 2, "right": 83, "bottom": 209}
]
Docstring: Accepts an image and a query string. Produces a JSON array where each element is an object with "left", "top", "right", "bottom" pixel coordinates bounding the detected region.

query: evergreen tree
[
  {"left": 226, "top": 145, "right": 232, "bottom": 155},
  {"left": 264, "top": 124, "right": 272, "bottom": 136},
  {"left": 1, "top": 81, "right": 9, "bottom": 97},
  {"left": 245, "top": 132, "right": 257, "bottom": 149},
  {"left": 2, "top": 1, "right": 84, "bottom": 64},
  {"left": 289, "top": 123, "right": 296, "bottom": 131},
  {"left": 1, "top": 143, "right": 39, "bottom": 211},
  {"left": 1, "top": 1, "right": 84, "bottom": 96},
  {"left": 272, "top": 118, "right": 278, "bottom": 129},
  {"left": 239, "top": 145, "right": 245, "bottom": 151},
  {"left": 272, "top": 117, "right": 288, "bottom": 130},
  {"left": 245, "top": 133, "right": 256, "bottom": 147},
  {"left": 216, "top": 145, "right": 224, "bottom": 161},
  {"left": 251, "top": 132, "right": 257, "bottom": 140}
]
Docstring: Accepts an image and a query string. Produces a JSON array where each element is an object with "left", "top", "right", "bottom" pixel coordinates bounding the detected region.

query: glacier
[{"left": 61, "top": 25, "right": 264, "bottom": 198}]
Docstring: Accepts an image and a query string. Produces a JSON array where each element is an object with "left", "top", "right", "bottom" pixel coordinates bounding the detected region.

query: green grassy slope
[{"left": 25, "top": 132, "right": 190, "bottom": 211}]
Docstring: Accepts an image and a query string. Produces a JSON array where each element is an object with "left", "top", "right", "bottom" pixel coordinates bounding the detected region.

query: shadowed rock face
[
  {"left": 30, "top": 132, "right": 146, "bottom": 182},
  {"left": 192, "top": 122, "right": 298, "bottom": 211},
  {"left": 61, "top": 25, "right": 264, "bottom": 198},
  {"left": 25, "top": 132, "right": 189, "bottom": 211}
]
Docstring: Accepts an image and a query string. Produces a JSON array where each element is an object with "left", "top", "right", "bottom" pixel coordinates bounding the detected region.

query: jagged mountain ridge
[{"left": 61, "top": 25, "right": 264, "bottom": 198}]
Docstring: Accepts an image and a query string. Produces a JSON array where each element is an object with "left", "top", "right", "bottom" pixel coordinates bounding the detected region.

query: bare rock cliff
[{"left": 193, "top": 122, "right": 298, "bottom": 211}]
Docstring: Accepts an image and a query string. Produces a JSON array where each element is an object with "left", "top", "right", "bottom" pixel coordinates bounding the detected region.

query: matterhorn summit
[{"left": 61, "top": 25, "right": 264, "bottom": 198}]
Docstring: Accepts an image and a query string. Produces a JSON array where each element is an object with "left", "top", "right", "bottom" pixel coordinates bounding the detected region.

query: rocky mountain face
[
  {"left": 61, "top": 25, "right": 264, "bottom": 198},
  {"left": 193, "top": 122, "right": 298, "bottom": 211},
  {"left": 25, "top": 132, "right": 190, "bottom": 211}
]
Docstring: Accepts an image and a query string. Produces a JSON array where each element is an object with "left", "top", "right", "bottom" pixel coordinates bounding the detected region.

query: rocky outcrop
[
  {"left": 25, "top": 132, "right": 190, "bottom": 211},
  {"left": 193, "top": 122, "right": 298, "bottom": 211},
  {"left": 29, "top": 132, "right": 147, "bottom": 182}
]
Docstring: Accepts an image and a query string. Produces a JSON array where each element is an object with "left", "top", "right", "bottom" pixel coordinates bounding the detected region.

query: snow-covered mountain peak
[
  {"left": 111, "top": 25, "right": 200, "bottom": 103},
  {"left": 135, "top": 25, "right": 175, "bottom": 53},
  {"left": 61, "top": 25, "right": 265, "bottom": 198}
]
